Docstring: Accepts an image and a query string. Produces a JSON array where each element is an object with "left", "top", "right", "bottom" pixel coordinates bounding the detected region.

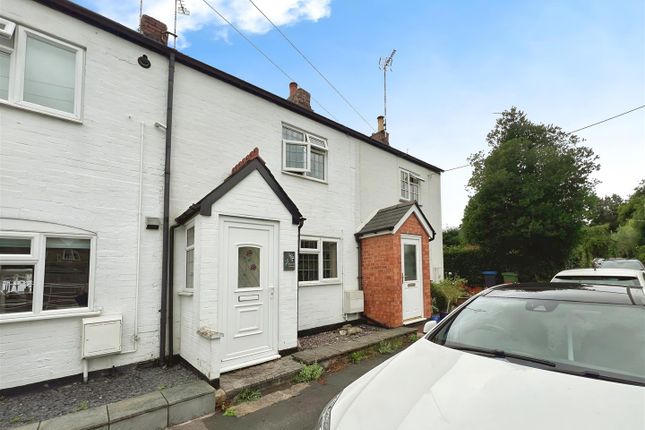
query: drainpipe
[
  {"left": 296, "top": 217, "right": 305, "bottom": 335},
  {"left": 168, "top": 223, "right": 179, "bottom": 366},
  {"left": 355, "top": 234, "right": 363, "bottom": 290},
  {"left": 159, "top": 50, "right": 176, "bottom": 366}
]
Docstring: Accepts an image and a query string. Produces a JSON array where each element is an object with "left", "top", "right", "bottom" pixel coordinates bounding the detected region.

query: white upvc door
[
  {"left": 220, "top": 218, "right": 279, "bottom": 372},
  {"left": 401, "top": 235, "right": 424, "bottom": 322}
]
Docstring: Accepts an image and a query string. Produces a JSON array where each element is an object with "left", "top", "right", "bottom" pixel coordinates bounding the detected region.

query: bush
[
  {"left": 443, "top": 245, "right": 491, "bottom": 285},
  {"left": 432, "top": 276, "right": 467, "bottom": 313}
]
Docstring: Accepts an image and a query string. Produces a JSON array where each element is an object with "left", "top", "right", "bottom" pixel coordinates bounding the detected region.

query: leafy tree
[
  {"left": 462, "top": 107, "right": 599, "bottom": 280},
  {"left": 588, "top": 194, "right": 623, "bottom": 230},
  {"left": 443, "top": 227, "right": 463, "bottom": 247}
]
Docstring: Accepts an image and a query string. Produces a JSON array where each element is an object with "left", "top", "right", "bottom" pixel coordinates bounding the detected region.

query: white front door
[
  {"left": 401, "top": 235, "right": 424, "bottom": 322},
  {"left": 221, "top": 218, "right": 279, "bottom": 372}
]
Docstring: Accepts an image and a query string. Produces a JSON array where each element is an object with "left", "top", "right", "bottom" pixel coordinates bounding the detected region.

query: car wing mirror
[{"left": 423, "top": 320, "right": 437, "bottom": 334}]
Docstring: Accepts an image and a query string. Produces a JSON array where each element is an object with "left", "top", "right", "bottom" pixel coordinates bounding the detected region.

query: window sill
[
  {"left": 282, "top": 170, "right": 328, "bottom": 185},
  {"left": 0, "top": 98, "right": 83, "bottom": 123},
  {"left": 177, "top": 289, "right": 194, "bottom": 296},
  {"left": 299, "top": 280, "right": 342, "bottom": 288},
  {"left": 0, "top": 309, "right": 101, "bottom": 324}
]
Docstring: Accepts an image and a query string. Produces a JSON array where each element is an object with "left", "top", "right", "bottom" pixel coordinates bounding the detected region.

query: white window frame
[
  {"left": 400, "top": 169, "right": 422, "bottom": 202},
  {"left": 0, "top": 19, "right": 85, "bottom": 121},
  {"left": 0, "top": 16, "right": 16, "bottom": 39},
  {"left": 298, "top": 236, "right": 340, "bottom": 286},
  {"left": 185, "top": 224, "right": 195, "bottom": 290},
  {"left": 0, "top": 231, "right": 96, "bottom": 322},
  {"left": 282, "top": 125, "right": 328, "bottom": 182}
]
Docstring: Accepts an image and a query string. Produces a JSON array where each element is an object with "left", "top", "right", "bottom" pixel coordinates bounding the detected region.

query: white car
[
  {"left": 551, "top": 267, "right": 645, "bottom": 287},
  {"left": 316, "top": 283, "right": 645, "bottom": 430}
]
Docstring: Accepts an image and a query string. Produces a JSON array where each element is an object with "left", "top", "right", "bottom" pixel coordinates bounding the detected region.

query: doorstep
[{"left": 11, "top": 381, "right": 215, "bottom": 430}]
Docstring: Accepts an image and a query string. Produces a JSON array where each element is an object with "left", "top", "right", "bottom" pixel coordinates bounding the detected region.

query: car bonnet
[{"left": 331, "top": 340, "right": 645, "bottom": 430}]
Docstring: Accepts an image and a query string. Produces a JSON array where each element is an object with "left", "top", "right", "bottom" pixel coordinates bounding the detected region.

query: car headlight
[{"left": 315, "top": 391, "right": 342, "bottom": 430}]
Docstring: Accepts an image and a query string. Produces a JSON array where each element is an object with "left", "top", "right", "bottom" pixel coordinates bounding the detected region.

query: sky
[{"left": 75, "top": 0, "right": 645, "bottom": 228}]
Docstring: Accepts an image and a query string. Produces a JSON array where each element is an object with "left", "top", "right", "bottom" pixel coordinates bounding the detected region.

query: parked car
[
  {"left": 316, "top": 283, "right": 645, "bottom": 430},
  {"left": 552, "top": 268, "right": 645, "bottom": 287},
  {"left": 594, "top": 258, "right": 645, "bottom": 271}
]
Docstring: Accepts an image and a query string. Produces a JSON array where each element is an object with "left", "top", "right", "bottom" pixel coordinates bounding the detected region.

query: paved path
[{"left": 176, "top": 353, "right": 393, "bottom": 430}]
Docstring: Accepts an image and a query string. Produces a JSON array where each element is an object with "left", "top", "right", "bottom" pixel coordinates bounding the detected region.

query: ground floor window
[
  {"left": 298, "top": 237, "right": 339, "bottom": 284},
  {"left": 0, "top": 233, "right": 94, "bottom": 317}
]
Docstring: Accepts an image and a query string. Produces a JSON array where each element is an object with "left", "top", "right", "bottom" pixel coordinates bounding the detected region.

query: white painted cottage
[{"left": 0, "top": 0, "right": 443, "bottom": 389}]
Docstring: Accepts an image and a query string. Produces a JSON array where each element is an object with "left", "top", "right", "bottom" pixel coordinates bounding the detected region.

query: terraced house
[{"left": 0, "top": 0, "right": 443, "bottom": 389}]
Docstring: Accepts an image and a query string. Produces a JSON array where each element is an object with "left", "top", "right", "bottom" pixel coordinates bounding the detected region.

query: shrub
[
  {"left": 223, "top": 407, "right": 237, "bottom": 417},
  {"left": 431, "top": 276, "right": 467, "bottom": 313},
  {"left": 294, "top": 363, "right": 324, "bottom": 383},
  {"left": 350, "top": 351, "right": 366, "bottom": 364}
]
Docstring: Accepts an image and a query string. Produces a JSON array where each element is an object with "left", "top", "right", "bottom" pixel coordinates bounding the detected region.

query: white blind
[{"left": 23, "top": 35, "right": 76, "bottom": 113}]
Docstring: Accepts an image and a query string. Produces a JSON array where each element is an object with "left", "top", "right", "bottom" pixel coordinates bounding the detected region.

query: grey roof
[{"left": 357, "top": 202, "right": 435, "bottom": 238}]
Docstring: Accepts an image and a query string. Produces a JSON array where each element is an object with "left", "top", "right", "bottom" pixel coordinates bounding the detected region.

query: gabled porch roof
[{"left": 356, "top": 202, "right": 436, "bottom": 239}]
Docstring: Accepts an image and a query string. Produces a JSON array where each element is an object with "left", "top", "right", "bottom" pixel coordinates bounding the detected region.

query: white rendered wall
[
  {"left": 169, "top": 64, "right": 360, "bottom": 330},
  {"left": 0, "top": 0, "right": 167, "bottom": 389},
  {"left": 358, "top": 144, "right": 444, "bottom": 281}
]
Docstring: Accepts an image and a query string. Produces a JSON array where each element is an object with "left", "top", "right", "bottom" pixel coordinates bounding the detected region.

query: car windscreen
[
  {"left": 552, "top": 275, "right": 641, "bottom": 287},
  {"left": 429, "top": 296, "right": 645, "bottom": 384},
  {"left": 598, "top": 260, "right": 645, "bottom": 270}
]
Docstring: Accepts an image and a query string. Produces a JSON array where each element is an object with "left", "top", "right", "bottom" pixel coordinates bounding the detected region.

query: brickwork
[
  {"left": 140, "top": 14, "right": 168, "bottom": 45},
  {"left": 360, "top": 213, "right": 432, "bottom": 327}
]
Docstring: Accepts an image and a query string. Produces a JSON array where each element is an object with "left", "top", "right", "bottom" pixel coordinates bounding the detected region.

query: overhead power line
[
  {"left": 247, "top": 0, "right": 376, "bottom": 132},
  {"left": 568, "top": 104, "right": 645, "bottom": 134},
  {"left": 199, "top": 0, "right": 338, "bottom": 121}
]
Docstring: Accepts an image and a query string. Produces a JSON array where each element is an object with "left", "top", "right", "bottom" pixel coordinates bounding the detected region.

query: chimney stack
[
  {"left": 370, "top": 115, "right": 389, "bottom": 145},
  {"left": 286, "top": 82, "right": 313, "bottom": 111},
  {"left": 139, "top": 14, "right": 169, "bottom": 45}
]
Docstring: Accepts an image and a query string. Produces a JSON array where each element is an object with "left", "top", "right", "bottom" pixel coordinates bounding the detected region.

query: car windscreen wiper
[
  {"left": 554, "top": 369, "right": 645, "bottom": 387},
  {"left": 447, "top": 344, "right": 557, "bottom": 367}
]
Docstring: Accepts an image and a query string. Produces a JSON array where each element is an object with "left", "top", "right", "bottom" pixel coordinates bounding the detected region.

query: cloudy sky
[{"left": 75, "top": 0, "right": 645, "bottom": 228}]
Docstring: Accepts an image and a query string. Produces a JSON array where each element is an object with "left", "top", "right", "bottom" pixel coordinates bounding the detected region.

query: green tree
[
  {"left": 443, "top": 227, "right": 463, "bottom": 247},
  {"left": 462, "top": 107, "right": 599, "bottom": 280},
  {"left": 588, "top": 194, "right": 623, "bottom": 231}
]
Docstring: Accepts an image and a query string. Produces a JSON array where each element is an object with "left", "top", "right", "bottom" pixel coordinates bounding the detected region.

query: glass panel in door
[
  {"left": 238, "top": 246, "right": 260, "bottom": 288},
  {"left": 403, "top": 244, "right": 418, "bottom": 281}
]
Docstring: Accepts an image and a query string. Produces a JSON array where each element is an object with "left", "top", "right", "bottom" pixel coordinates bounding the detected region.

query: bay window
[
  {"left": 0, "top": 16, "right": 84, "bottom": 120},
  {"left": 0, "top": 233, "right": 95, "bottom": 318},
  {"left": 298, "top": 237, "right": 339, "bottom": 284},
  {"left": 282, "top": 125, "right": 328, "bottom": 181}
]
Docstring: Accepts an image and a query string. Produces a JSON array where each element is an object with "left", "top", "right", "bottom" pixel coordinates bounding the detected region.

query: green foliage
[
  {"left": 442, "top": 227, "right": 463, "bottom": 247},
  {"left": 588, "top": 194, "right": 623, "bottom": 231},
  {"left": 235, "top": 388, "right": 261, "bottom": 403},
  {"left": 77, "top": 400, "right": 89, "bottom": 411},
  {"left": 443, "top": 244, "right": 490, "bottom": 285},
  {"left": 223, "top": 407, "right": 237, "bottom": 417},
  {"left": 431, "top": 276, "right": 467, "bottom": 312},
  {"left": 350, "top": 351, "right": 366, "bottom": 364},
  {"left": 462, "top": 107, "right": 599, "bottom": 280},
  {"left": 377, "top": 339, "right": 403, "bottom": 354},
  {"left": 408, "top": 333, "right": 419, "bottom": 343},
  {"left": 294, "top": 363, "right": 324, "bottom": 383}
]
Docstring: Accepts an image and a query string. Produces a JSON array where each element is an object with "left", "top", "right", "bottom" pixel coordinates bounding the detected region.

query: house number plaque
[{"left": 283, "top": 251, "right": 296, "bottom": 271}]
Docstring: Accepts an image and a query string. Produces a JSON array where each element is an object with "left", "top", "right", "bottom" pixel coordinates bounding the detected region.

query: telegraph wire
[
  {"left": 247, "top": 0, "right": 376, "bottom": 132},
  {"left": 199, "top": 0, "right": 338, "bottom": 121},
  {"left": 568, "top": 104, "right": 645, "bottom": 134}
]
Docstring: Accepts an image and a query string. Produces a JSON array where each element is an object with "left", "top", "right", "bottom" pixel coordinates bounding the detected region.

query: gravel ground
[
  {"left": 0, "top": 363, "right": 200, "bottom": 429},
  {"left": 297, "top": 323, "right": 384, "bottom": 350}
]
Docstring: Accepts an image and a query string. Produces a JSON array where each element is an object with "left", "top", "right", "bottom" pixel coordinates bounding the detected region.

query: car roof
[
  {"left": 553, "top": 268, "right": 644, "bottom": 277},
  {"left": 483, "top": 282, "right": 645, "bottom": 306}
]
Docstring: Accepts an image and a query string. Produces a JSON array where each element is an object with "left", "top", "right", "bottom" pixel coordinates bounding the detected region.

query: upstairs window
[
  {"left": 400, "top": 169, "right": 422, "bottom": 201},
  {"left": 282, "top": 125, "right": 328, "bottom": 181},
  {"left": 0, "top": 17, "right": 84, "bottom": 120}
]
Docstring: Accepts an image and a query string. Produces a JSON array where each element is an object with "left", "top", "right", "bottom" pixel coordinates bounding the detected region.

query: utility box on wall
[
  {"left": 344, "top": 290, "right": 364, "bottom": 314},
  {"left": 82, "top": 315, "right": 123, "bottom": 358}
]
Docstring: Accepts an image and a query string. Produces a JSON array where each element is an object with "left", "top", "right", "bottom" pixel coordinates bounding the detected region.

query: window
[
  {"left": 238, "top": 246, "right": 260, "bottom": 288},
  {"left": 0, "top": 18, "right": 84, "bottom": 120},
  {"left": 0, "top": 233, "right": 94, "bottom": 317},
  {"left": 400, "top": 169, "right": 421, "bottom": 201},
  {"left": 282, "top": 125, "right": 328, "bottom": 181},
  {"left": 298, "top": 237, "right": 339, "bottom": 284},
  {"left": 185, "top": 226, "right": 195, "bottom": 289}
]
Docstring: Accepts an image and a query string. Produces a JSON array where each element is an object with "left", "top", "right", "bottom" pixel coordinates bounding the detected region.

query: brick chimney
[
  {"left": 287, "top": 82, "right": 312, "bottom": 111},
  {"left": 139, "top": 14, "right": 168, "bottom": 45},
  {"left": 370, "top": 115, "right": 389, "bottom": 145}
]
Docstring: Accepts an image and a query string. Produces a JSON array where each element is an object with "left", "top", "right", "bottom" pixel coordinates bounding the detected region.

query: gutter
[{"left": 159, "top": 50, "right": 176, "bottom": 366}]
